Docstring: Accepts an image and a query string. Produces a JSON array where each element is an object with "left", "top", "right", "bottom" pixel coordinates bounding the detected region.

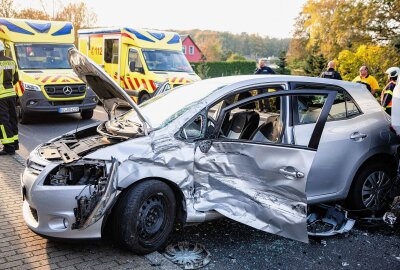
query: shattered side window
[{"left": 294, "top": 95, "right": 329, "bottom": 125}]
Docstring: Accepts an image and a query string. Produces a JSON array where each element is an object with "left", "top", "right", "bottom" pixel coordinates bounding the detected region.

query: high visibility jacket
[
  {"left": 0, "top": 55, "right": 18, "bottom": 99},
  {"left": 381, "top": 81, "right": 396, "bottom": 110},
  {"left": 352, "top": 75, "right": 379, "bottom": 92}
]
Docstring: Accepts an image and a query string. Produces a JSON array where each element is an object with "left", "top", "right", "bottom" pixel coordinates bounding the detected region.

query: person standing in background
[
  {"left": 381, "top": 67, "right": 400, "bottom": 115},
  {"left": 352, "top": 65, "right": 380, "bottom": 95},
  {"left": 254, "top": 59, "right": 275, "bottom": 112},
  {"left": 320, "top": 61, "right": 342, "bottom": 80}
]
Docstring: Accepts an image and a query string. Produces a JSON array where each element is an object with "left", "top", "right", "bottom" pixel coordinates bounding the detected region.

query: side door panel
[{"left": 192, "top": 90, "right": 336, "bottom": 242}]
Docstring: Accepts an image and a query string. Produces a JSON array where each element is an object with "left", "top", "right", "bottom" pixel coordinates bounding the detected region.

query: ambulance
[
  {"left": 0, "top": 18, "right": 97, "bottom": 123},
  {"left": 78, "top": 27, "right": 201, "bottom": 103}
]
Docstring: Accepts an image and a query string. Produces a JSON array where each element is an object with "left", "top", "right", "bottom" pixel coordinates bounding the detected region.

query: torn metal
[{"left": 307, "top": 205, "right": 355, "bottom": 236}]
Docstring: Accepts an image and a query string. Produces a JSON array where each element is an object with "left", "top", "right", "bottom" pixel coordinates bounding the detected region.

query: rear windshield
[{"left": 15, "top": 43, "right": 73, "bottom": 70}]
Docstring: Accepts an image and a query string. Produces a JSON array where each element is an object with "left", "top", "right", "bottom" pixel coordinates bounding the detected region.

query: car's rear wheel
[
  {"left": 80, "top": 109, "right": 94, "bottom": 120},
  {"left": 113, "top": 180, "right": 176, "bottom": 254},
  {"left": 347, "top": 162, "right": 395, "bottom": 213}
]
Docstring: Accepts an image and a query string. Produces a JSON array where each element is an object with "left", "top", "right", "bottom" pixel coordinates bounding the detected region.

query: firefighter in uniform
[
  {"left": 320, "top": 61, "right": 342, "bottom": 80},
  {"left": 0, "top": 40, "right": 19, "bottom": 155},
  {"left": 381, "top": 67, "right": 400, "bottom": 115}
]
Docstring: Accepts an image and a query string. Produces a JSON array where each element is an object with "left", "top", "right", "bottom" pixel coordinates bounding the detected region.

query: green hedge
[{"left": 191, "top": 61, "right": 256, "bottom": 78}]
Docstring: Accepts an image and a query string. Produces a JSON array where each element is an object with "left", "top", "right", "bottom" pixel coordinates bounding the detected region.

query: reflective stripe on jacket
[{"left": 0, "top": 55, "right": 18, "bottom": 99}]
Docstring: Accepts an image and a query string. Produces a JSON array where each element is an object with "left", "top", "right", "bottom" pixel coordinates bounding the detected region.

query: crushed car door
[{"left": 192, "top": 90, "right": 336, "bottom": 242}]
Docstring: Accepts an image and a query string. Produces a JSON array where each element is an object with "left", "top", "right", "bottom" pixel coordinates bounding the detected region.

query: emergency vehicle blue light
[
  {"left": 26, "top": 22, "right": 51, "bottom": 33},
  {"left": 147, "top": 32, "right": 165, "bottom": 40},
  {"left": 0, "top": 19, "right": 34, "bottom": 35},
  {"left": 52, "top": 23, "right": 73, "bottom": 36},
  {"left": 167, "top": 34, "right": 180, "bottom": 44},
  {"left": 125, "top": 28, "right": 155, "bottom": 43}
]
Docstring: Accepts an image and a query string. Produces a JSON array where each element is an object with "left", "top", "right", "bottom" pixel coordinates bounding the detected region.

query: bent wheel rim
[
  {"left": 137, "top": 194, "right": 167, "bottom": 241},
  {"left": 362, "top": 171, "right": 391, "bottom": 209}
]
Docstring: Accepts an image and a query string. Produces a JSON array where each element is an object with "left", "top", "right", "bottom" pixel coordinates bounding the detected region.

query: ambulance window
[
  {"left": 104, "top": 39, "right": 119, "bottom": 64},
  {"left": 128, "top": 49, "right": 143, "bottom": 72}
]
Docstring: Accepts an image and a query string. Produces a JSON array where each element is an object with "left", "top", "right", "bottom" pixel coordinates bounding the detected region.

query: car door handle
[
  {"left": 279, "top": 166, "right": 305, "bottom": 179},
  {"left": 350, "top": 132, "right": 367, "bottom": 141}
]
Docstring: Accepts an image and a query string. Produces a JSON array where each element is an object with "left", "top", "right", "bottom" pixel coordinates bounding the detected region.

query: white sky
[{"left": 15, "top": 0, "right": 307, "bottom": 38}]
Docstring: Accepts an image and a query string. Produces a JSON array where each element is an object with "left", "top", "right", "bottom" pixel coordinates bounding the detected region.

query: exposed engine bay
[
  {"left": 37, "top": 119, "right": 143, "bottom": 163},
  {"left": 44, "top": 159, "right": 119, "bottom": 230}
]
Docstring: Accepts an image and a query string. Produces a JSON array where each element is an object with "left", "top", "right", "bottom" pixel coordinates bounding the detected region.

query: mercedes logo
[{"left": 62, "top": 86, "right": 73, "bottom": 95}]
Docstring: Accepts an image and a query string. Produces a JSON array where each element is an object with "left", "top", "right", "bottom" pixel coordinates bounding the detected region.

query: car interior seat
[
  {"left": 225, "top": 92, "right": 260, "bottom": 140},
  {"left": 250, "top": 115, "right": 283, "bottom": 143}
]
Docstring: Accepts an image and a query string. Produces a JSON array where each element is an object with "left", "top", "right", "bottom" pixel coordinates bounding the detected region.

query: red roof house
[{"left": 180, "top": 35, "right": 204, "bottom": 63}]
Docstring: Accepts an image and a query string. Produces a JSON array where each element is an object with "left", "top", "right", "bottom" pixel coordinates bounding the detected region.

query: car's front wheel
[
  {"left": 113, "top": 180, "right": 176, "bottom": 254},
  {"left": 347, "top": 162, "right": 395, "bottom": 213}
]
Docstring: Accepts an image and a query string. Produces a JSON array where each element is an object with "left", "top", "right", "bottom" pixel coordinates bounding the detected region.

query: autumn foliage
[
  {"left": 0, "top": 0, "right": 97, "bottom": 45},
  {"left": 289, "top": 0, "right": 400, "bottom": 85}
]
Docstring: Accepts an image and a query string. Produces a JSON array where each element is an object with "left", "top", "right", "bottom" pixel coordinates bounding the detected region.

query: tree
[
  {"left": 15, "top": 8, "right": 50, "bottom": 20},
  {"left": 0, "top": 0, "right": 16, "bottom": 17},
  {"left": 226, "top": 53, "right": 246, "bottom": 62},
  {"left": 54, "top": 2, "right": 97, "bottom": 45},
  {"left": 277, "top": 50, "right": 288, "bottom": 74},
  {"left": 196, "top": 56, "right": 210, "bottom": 79},
  {"left": 365, "top": 0, "right": 400, "bottom": 43},
  {"left": 290, "top": 0, "right": 372, "bottom": 60},
  {"left": 337, "top": 45, "right": 400, "bottom": 86}
]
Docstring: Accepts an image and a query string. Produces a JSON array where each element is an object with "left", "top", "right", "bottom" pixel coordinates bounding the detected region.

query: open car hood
[{"left": 68, "top": 48, "right": 152, "bottom": 132}]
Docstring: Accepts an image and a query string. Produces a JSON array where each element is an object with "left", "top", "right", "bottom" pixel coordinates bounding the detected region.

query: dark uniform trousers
[{"left": 0, "top": 96, "right": 18, "bottom": 150}]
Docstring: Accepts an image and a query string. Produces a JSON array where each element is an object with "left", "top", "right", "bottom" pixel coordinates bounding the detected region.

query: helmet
[
  {"left": 385, "top": 67, "right": 400, "bottom": 78},
  {"left": 0, "top": 40, "right": 4, "bottom": 52}
]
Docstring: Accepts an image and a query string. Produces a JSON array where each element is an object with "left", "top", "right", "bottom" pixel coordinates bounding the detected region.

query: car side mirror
[{"left": 129, "top": 61, "right": 136, "bottom": 72}]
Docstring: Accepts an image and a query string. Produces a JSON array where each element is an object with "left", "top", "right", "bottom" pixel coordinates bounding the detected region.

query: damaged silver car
[{"left": 21, "top": 48, "right": 399, "bottom": 254}]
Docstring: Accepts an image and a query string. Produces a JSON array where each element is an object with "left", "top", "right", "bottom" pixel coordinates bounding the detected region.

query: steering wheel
[{"left": 206, "top": 117, "right": 226, "bottom": 138}]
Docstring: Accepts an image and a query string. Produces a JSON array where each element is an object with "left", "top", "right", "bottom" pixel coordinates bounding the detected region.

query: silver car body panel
[{"left": 21, "top": 72, "right": 399, "bottom": 242}]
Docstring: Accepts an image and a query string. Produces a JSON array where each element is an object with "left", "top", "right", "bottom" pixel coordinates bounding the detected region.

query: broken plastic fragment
[{"left": 307, "top": 205, "right": 355, "bottom": 237}]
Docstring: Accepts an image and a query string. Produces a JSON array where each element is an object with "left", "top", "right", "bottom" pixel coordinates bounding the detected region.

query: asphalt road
[
  {"left": 16, "top": 106, "right": 400, "bottom": 269},
  {"left": 17, "top": 106, "right": 110, "bottom": 159}
]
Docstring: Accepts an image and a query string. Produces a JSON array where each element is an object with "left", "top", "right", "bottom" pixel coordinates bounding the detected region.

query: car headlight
[{"left": 22, "top": 82, "right": 41, "bottom": 92}]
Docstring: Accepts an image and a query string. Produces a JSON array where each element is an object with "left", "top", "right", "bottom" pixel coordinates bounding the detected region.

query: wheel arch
[
  {"left": 138, "top": 90, "right": 150, "bottom": 103},
  {"left": 102, "top": 176, "right": 187, "bottom": 237},
  {"left": 347, "top": 152, "right": 397, "bottom": 198}
]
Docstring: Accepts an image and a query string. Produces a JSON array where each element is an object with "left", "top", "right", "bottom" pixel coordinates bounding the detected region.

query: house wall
[{"left": 182, "top": 38, "right": 202, "bottom": 63}]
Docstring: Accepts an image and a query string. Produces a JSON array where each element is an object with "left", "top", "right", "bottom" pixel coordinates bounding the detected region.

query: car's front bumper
[
  {"left": 21, "top": 159, "right": 103, "bottom": 239},
  {"left": 21, "top": 90, "right": 97, "bottom": 114}
]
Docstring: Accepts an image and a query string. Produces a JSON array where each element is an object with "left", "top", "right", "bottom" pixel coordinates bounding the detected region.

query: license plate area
[{"left": 58, "top": 107, "right": 79, "bottom": 113}]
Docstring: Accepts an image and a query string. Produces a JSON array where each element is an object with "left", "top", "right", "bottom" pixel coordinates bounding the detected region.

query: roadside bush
[{"left": 191, "top": 61, "right": 256, "bottom": 78}]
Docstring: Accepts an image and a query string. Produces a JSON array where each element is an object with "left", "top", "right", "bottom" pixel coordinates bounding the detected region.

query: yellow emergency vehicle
[
  {"left": 78, "top": 27, "right": 201, "bottom": 103},
  {"left": 0, "top": 18, "right": 97, "bottom": 123}
]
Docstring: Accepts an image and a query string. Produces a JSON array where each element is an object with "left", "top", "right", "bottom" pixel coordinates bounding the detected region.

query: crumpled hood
[
  {"left": 20, "top": 69, "right": 84, "bottom": 85},
  {"left": 68, "top": 48, "right": 152, "bottom": 132}
]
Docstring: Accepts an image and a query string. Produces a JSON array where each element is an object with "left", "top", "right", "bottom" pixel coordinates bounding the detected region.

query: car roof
[{"left": 201, "top": 75, "right": 358, "bottom": 92}]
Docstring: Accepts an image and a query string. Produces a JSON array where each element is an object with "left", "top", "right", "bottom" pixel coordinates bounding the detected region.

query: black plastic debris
[
  {"left": 384, "top": 196, "right": 400, "bottom": 226},
  {"left": 163, "top": 242, "right": 211, "bottom": 269},
  {"left": 307, "top": 205, "right": 355, "bottom": 236}
]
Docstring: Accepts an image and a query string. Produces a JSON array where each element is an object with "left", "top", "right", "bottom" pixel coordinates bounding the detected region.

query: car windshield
[
  {"left": 15, "top": 43, "right": 73, "bottom": 70},
  {"left": 142, "top": 49, "right": 194, "bottom": 73},
  {"left": 119, "top": 81, "right": 226, "bottom": 129}
]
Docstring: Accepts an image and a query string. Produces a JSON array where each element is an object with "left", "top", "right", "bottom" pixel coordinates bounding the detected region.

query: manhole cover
[{"left": 163, "top": 242, "right": 211, "bottom": 269}]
